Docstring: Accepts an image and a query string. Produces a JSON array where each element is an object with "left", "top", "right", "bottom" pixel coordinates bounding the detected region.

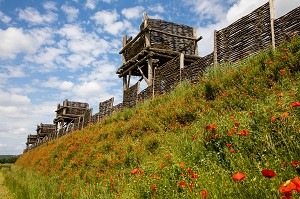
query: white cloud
[
  {"left": 43, "top": 1, "right": 57, "bottom": 11},
  {"left": 91, "top": 10, "right": 132, "bottom": 35},
  {"left": 18, "top": 7, "right": 57, "bottom": 25},
  {"left": 0, "top": 11, "right": 11, "bottom": 24},
  {"left": 85, "top": 0, "right": 97, "bottom": 9},
  {"left": 40, "top": 76, "right": 74, "bottom": 91},
  {"left": 61, "top": 5, "right": 79, "bottom": 22},
  {"left": 148, "top": 4, "right": 164, "bottom": 13},
  {"left": 0, "top": 144, "right": 8, "bottom": 148},
  {"left": 0, "top": 27, "right": 53, "bottom": 59},
  {"left": 0, "top": 91, "right": 31, "bottom": 106},
  {"left": 121, "top": 6, "right": 144, "bottom": 19}
]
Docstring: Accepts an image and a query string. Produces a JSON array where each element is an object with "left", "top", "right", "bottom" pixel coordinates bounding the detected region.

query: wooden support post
[
  {"left": 123, "top": 76, "right": 128, "bottom": 91},
  {"left": 180, "top": 53, "right": 184, "bottom": 82},
  {"left": 122, "top": 35, "right": 127, "bottom": 63},
  {"left": 128, "top": 70, "right": 131, "bottom": 88},
  {"left": 269, "top": 0, "right": 276, "bottom": 50},
  {"left": 143, "top": 13, "right": 150, "bottom": 47},
  {"left": 213, "top": 30, "right": 218, "bottom": 67},
  {"left": 147, "top": 57, "right": 153, "bottom": 86},
  {"left": 193, "top": 28, "right": 198, "bottom": 55}
]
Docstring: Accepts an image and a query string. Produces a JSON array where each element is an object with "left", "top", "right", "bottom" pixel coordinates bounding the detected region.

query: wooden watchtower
[
  {"left": 36, "top": 123, "right": 56, "bottom": 142},
  {"left": 53, "top": 99, "right": 89, "bottom": 135},
  {"left": 117, "top": 13, "right": 202, "bottom": 90},
  {"left": 26, "top": 134, "right": 38, "bottom": 148}
]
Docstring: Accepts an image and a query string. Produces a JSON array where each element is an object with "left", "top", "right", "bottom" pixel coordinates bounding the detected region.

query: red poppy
[
  {"left": 210, "top": 124, "right": 216, "bottom": 131},
  {"left": 249, "top": 112, "right": 255, "bottom": 116},
  {"left": 280, "top": 180, "right": 297, "bottom": 195},
  {"left": 229, "top": 148, "right": 235, "bottom": 153},
  {"left": 238, "top": 129, "right": 249, "bottom": 136},
  {"left": 179, "top": 162, "right": 184, "bottom": 167},
  {"left": 261, "top": 169, "right": 276, "bottom": 178},
  {"left": 292, "top": 102, "right": 300, "bottom": 107},
  {"left": 166, "top": 154, "right": 172, "bottom": 159},
  {"left": 230, "top": 116, "right": 234, "bottom": 119},
  {"left": 179, "top": 181, "right": 186, "bottom": 188},
  {"left": 234, "top": 122, "right": 240, "bottom": 127},
  {"left": 282, "top": 55, "right": 287, "bottom": 59},
  {"left": 200, "top": 189, "right": 209, "bottom": 199},
  {"left": 186, "top": 168, "right": 192, "bottom": 173},
  {"left": 280, "top": 70, "right": 286, "bottom": 74},
  {"left": 271, "top": 116, "right": 277, "bottom": 123},
  {"left": 131, "top": 168, "right": 139, "bottom": 175},
  {"left": 226, "top": 143, "right": 233, "bottom": 147},
  {"left": 151, "top": 185, "right": 157, "bottom": 190},
  {"left": 292, "top": 177, "right": 300, "bottom": 192},
  {"left": 232, "top": 172, "right": 246, "bottom": 181},
  {"left": 192, "top": 135, "right": 196, "bottom": 140},
  {"left": 190, "top": 173, "right": 198, "bottom": 179},
  {"left": 290, "top": 160, "right": 299, "bottom": 167}
]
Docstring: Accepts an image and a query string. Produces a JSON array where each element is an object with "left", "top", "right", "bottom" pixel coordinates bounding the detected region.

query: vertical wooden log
[
  {"left": 153, "top": 67, "right": 156, "bottom": 98},
  {"left": 128, "top": 70, "right": 131, "bottom": 88},
  {"left": 123, "top": 76, "right": 128, "bottom": 91},
  {"left": 213, "top": 30, "right": 218, "bottom": 67},
  {"left": 147, "top": 57, "right": 153, "bottom": 86},
  {"left": 193, "top": 28, "right": 198, "bottom": 55},
  {"left": 143, "top": 12, "right": 150, "bottom": 47},
  {"left": 180, "top": 53, "right": 184, "bottom": 82},
  {"left": 122, "top": 35, "right": 127, "bottom": 63},
  {"left": 269, "top": 0, "right": 276, "bottom": 50}
]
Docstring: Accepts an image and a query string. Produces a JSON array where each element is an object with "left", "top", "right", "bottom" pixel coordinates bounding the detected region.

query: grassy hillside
[{"left": 4, "top": 36, "right": 300, "bottom": 199}]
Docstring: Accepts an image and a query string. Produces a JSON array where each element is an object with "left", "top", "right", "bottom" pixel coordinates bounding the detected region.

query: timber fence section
[
  {"left": 154, "top": 55, "right": 181, "bottom": 95},
  {"left": 215, "top": 2, "right": 271, "bottom": 63},
  {"left": 275, "top": 5, "right": 300, "bottom": 43},
  {"left": 123, "top": 82, "right": 140, "bottom": 108}
]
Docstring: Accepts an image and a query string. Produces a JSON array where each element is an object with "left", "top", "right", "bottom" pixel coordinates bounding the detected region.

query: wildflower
[
  {"left": 292, "top": 177, "right": 300, "bottom": 192},
  {"left": 229, "top": 148, "right": 235, "bottom": 153},
  {"left": 290, "top": 161, "right": 299, "bottom": 167},
  {"left": 131, "top": 168, "right": 139, "bottom": 175},
  {"left": 230, "top": 116, "right": 234, "bottom": 119},
  {"left": 179, "top": 162, "right": 184, "bottom": 167},
  {"left": 166, "top": 154, "right": 172, "bottom": 159},
  {"left": 261, "top": 169, "right": 276, "bottom": 178},
  {"left": 278, "top": 101, "right": 283, "bottom": 105},
  {"left": 271, "top": 116, "right": 277, "bottom": 122},
  {"left": 269, "top": 61, "right": 273, "bottom": 64},
  {"left": 59, "top": 185, "right": 66, "bottom": 192},
  {"left": 234, "top": 122, "right": 240, "bottom": 127},
  {"left": 190, "top": 173, "right": 198, "bottom": 179},
  {"left": 282, "top": 162, "right": 287, "bottom": 167},
  {"left": 192, "top": 135, "right": 196, "bottom": 140},
  {"left": 238, "top": 129, "right": 249, "bottom": 136},
  {"left": 282, "top": 55, "right": 287, "bottom": 59},
  {"left": 180, "top": 173, "right": 184, "bottom": 177},
  {"left": 232, "top": 172, "right": 246, "bottom": 181},
  {"left": 280, "top": 180, "right": 297, "bottom": 195},
  {"left": 226, "top": 143, "right": 233, "bottom": 147},
  {"left": 186, "top": 168, "right": 192, "bottom": 173},
  {"left": 249, "top": 111, "right": 255, "bottom": 116},
  {"left": 179, "top": 181, "right": 186, "bottom": 188},
  {"left": 280, "top": 112, "right": 289, "bottom": 119},
  {"left": 210, "top": 124, "right": 216, "bottom": 131},
  {"left": 151, "top": 185, "right": 157, "bottom": 190},
  {"left": 277, "top": 93, "right": 284, "bottom": 97},
  {"left": 200, "top": 189, "right": 209, "bottom": 199},
  {"left": 292, "top": 102, "right": 300, "bottom": 107},
  {"left": 280, "top": 70, "right": 286, "bottom": 74}
]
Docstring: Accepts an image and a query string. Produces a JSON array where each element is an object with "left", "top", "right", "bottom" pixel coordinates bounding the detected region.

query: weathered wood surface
[
  {"left": 123, "top": 82, "right": 140, "bottom": 108},
  {"left": 216, "top": 2, "right": 271, "bottom": 63}
]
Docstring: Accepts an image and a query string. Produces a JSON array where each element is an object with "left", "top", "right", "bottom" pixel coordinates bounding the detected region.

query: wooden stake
[
  {"left": 147, "top": 57, "right": 153, "bottom": 86},
  {"left": 269, "top": 0, "right": 276, "bottom": 50},
  {"left": 213, "top": 30, "right": 218, "bottom": 67},
  {"left": 143, "top": 12, "right": 150, "bottom": 47},
  {"left": 193, "top": 28, "right": 198, "bottom": 55}
]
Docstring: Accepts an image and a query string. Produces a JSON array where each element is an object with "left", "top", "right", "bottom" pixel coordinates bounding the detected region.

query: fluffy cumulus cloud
[
  {"left": 0, "top": 11, "right": 11, "bottom": 23},
  {"left": 43, "top": 1, "right": 57, "bottom": 11},
  {"left": 61, "top": 4, "right": 79, "bottom": 22},
  {"left": 40, "top": 76, "right": 74, "bottom": 90},
  {"left": 18, "top": 7, "right": 57, "bottom": 25},
  {"left": 0, "top": 90, "right": 30, "bottom": 106},
  {"left": 0, "top": 27, "right": 53, "bottom": 59},
  {"left": 121, "top": 6, "right": 144, "bottom": 19},
  {"left": 147, "top": 4, "right": 164, "bottom": 13},
  {"left": 91, "top": 10, "right": 132, "bottom": 35}
]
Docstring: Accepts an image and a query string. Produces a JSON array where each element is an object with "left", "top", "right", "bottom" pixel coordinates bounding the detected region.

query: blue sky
[{"left": 0, "top": 0, "right": 299, "bottom": 155}]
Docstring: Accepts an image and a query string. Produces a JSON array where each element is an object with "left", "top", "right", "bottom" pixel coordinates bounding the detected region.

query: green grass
[{"left": 4, "top": 36, "right": 300, "bottom": 198}]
